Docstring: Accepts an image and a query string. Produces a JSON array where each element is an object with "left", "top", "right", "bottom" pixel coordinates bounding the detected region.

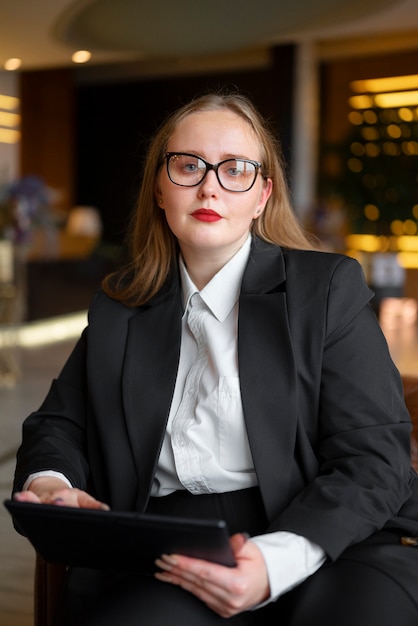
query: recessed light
[
  {"left": 72, "top": 50, "right": 91, "bottom": 64},
  {"left": 4, "top": 58, "right": 22, "bottom": 71}
]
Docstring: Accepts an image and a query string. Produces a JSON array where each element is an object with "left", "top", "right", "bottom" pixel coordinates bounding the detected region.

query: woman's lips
[{"left": 191, "top": 209, "right": 222, "bottom": 222}]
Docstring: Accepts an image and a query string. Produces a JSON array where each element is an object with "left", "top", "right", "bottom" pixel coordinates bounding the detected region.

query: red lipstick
[{"left": 191, "top": 209, "right": 222, "bottom": 222}]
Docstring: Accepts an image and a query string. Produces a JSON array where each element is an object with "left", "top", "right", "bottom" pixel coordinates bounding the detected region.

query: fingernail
[
  {"left": 155, "top": 572, "right": 173, "bottom": 582},
  {"left": 155, "top": 558, "right": 170, "bottom": 570},
  {"left": 54, "top": 497, "right": 64, "bottom": 505},
  {"left": 161, "top": 554, "right": 178, "bottom": 566}
]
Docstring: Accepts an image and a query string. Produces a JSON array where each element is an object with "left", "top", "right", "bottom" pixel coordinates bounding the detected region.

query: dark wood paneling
[{"left": 19, "top": 69, "right": 76, "bottom": 212}]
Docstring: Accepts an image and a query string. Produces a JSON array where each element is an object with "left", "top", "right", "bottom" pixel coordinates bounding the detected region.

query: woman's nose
[{"left": 197, "top": 169, "right": 220, "bottom": 196}]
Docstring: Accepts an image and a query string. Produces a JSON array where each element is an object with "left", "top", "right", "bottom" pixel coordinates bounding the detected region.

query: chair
[
  {"left": 34, "top": 555, "right": 67, "bottom": 626},
  {"left": 33, "top": 375, "right": 418, "bottom": 625}
]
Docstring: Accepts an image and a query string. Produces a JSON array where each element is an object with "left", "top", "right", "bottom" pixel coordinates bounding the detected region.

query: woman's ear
[
  {"left": 154, "top": 184, "right": 164, "bottom": 208},
  {"left": 254, "top": 178, "right": 273, "bottom": 218}
]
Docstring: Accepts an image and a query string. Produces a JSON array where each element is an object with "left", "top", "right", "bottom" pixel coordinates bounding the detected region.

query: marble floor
[
  {"left": 0, "top": 309, "right": 417, "bottom": 626},
  {"left": 0, "top": 335, "right": 78, "bottom": 626}
]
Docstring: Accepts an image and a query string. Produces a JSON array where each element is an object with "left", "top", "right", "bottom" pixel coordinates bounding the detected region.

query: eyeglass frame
[{"left": 164, "top": 152, "right": 264, "bottom": 192}]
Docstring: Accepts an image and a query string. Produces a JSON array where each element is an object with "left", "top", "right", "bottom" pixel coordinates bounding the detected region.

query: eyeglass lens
[{"left": 167, "top": 154, "right": 259, "bottom": 192}]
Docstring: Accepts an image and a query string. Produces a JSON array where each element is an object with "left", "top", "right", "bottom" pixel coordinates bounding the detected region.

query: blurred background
[
  {"left": 1, "top": 1, "right": 418, "bottom": 623},
  {"left": 1, "top": 0, "right": 418, "bottom": 322}
]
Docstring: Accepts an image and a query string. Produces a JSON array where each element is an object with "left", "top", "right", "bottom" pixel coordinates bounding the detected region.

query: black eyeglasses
[{"left": 165, "top": 152, "right": 262, "bottom": 192}]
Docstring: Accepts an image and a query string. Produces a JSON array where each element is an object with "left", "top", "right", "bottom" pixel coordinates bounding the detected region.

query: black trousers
[{"left": 61, "top": 488, "right": 418, "bottom": 626}]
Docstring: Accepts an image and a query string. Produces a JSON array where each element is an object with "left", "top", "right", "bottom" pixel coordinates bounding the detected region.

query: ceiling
[{"left": 0, "top": 0, "right": 418, "bottom": 72}]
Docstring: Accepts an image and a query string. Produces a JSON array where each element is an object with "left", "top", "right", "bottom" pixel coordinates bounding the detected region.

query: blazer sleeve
[
  {"left": 273, "top": 255, "right": 414, "bottom": 560},
  {"left": 13, "top": 330, "right": 91, "bottom": 493}
]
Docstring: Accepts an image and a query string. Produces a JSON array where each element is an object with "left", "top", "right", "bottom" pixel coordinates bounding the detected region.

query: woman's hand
[
  {"left": 13, "top": 477, "right": 109, "bottom": 510},
  {"left": 155, "top": 533, "right": 270, "bottom": 618}
]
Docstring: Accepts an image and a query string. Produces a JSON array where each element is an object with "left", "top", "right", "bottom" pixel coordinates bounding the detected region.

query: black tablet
[{"left": 4, "top": 499, "right": 236, "bottom": 573}]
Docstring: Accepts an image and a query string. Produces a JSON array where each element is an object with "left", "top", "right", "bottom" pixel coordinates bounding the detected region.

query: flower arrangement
[{"left": 0, "top": 175, "right": 54, "bottom": 243}]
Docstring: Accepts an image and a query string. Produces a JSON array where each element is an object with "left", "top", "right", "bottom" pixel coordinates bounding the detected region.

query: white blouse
[{"left": 152, "top": 235, "right": 257, "bottom": 496}]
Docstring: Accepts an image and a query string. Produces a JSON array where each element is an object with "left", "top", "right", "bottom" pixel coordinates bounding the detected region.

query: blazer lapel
[
  {"left": 122, "top": 278, "right": 182, "bottom": 510},
  {"left": 120, "top": 239, "right": 298, "bottom": 517},
  {"left": 238, "top": 239, "right": 299, "bottom": 522}
]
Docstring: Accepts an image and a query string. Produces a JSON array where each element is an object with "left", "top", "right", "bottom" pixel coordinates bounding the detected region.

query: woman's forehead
[{"left": 169, "top": 109, "right": 260, "bottom": 153}]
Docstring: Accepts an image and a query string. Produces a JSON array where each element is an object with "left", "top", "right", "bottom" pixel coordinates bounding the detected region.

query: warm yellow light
[
  {"left": 404, "top": 220, "right": 417, "bottom": 236},
  {"left": 364, "top": 204, "right": 379, "bottom": 221},
  {"left": 399, "top": 107, "right": 414, "bottom": 122},
  {"left": 4, "top": 57, "right": 22, "bottom": 71},
  {"left": 0, "top": 94, "right": 19, "bottom": 111},
  {"left": 363, "top": 110, "right": 378, "bottom": 124},
  {"left": 351, "top": 75, "right": 418, "bottom": 94},
  {"left": 0, "top": 128, "right": 20, "bottom": 144},
  {"left": 345, "top": 250, "right": 359, "bottom": 261},
  {"left": 346, "top": 235, "right": 418, "bottom": 256},
  {"left": 413, "top": 205, "right": 418, "bottom": 220},
  {"left": 386, "top": 124, "right": 401, "bottom": 138},
  {"left": 402, "top": 141, "right": 418, "bottom": 156},
  {"left": 397, "top": 252, "right": 418, "bottom": 269},
  {"left": 348, "top": 111, "right": 363, "bottom": 125},
  {"left": 349, "top": 95, "right": 374, "bottom": 110},
  {"left": 361, "top": 126, "right": 379, "bottom": 141},
  {"left": 0, "top": 111, "right": 20, "bottom": 128},
  {"left": 345, "top": 234, "right": 385, "bottom": 252},
  {"left": 365, "top": 143, "right": 380, "bottom": 157},
  {"left": 72, "top": 50, "right": 91, "bottom": 64},
  {"left": 397, "top": 236, "right": 418, "bottom": 251},
  {"left": 391, "top": 220, "right": 404, "bottom": 236},
  {"left": 375, "top": 91, "right": 418, "bottom": 108}
]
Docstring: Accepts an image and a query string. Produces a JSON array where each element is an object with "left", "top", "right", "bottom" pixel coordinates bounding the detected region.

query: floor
[
  {"left": 0, "top": 308, "right": 417, "bottom": 626},
  {"left": 0, "top": 337, "right": 77, "bottom": 626}
]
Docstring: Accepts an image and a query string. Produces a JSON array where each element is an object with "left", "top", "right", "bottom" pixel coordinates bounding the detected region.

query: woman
[{"left": 13, "top": 92, "right": 418, "bottom": 625}]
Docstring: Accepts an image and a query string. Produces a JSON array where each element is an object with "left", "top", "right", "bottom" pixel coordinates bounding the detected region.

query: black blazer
[{"left": 14, "top": 238, "right": 418, "bottom": 560}]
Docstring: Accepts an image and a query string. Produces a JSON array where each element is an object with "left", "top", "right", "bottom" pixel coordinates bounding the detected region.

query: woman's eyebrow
[{"left": 169, "top": 150, "right": 255, "bottom": 161}]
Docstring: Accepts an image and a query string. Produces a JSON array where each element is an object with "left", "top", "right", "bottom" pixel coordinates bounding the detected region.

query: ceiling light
[
  {"left": 4, "top": 58, "right": 22, "bottom": 71},
  {"left": 72, "top": 50, "right": 91, "bottom": 64}
]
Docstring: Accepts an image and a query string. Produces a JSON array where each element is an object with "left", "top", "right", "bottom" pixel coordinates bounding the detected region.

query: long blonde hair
[{"left": 102, "top": 92, "right": 314, "bottom": 306}]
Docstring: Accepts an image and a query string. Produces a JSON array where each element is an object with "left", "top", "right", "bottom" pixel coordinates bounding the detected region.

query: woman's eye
[
  {"left": 183, "top": 162, "right": 199, "bottom": 172},
  {"left": 225, "top": 161, "right": 246, "bottom": 177}
]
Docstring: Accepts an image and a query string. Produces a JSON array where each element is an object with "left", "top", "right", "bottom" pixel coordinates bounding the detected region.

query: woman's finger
[{"left": 13, "top": 491, "right": 41, "bottom": 504}]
